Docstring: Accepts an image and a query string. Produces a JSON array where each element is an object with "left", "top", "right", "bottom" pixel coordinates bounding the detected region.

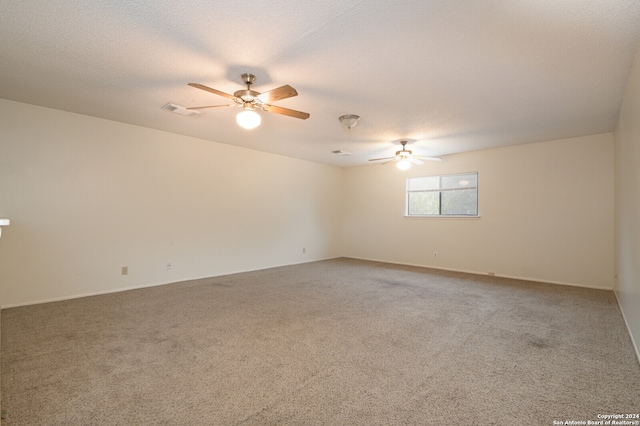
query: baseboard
[
  {"left": 613, "top": 290, "right": 640, "bottom": 365},
  {"left": 3, "top": 256, "right": 636, "bottom": 365},
  {"left": 0, "top": 256, "right": 341, "bottom": 310},
  {"left": 0, "top": 255, "right": 616, "bottom": 306},
  {"left": 347, "top": 256, "right": 637, "bottom": 363},
  {"left": 344, "top": 256, "right": 613, "bottom": 290}
]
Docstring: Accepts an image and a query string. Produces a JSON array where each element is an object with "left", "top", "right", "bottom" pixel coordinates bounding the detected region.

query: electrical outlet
[
  {"left": 302, "top": 248, "right": 306, "bottom": 254},
  {"left": 121, "top": 266, "right": 128, "bottom": 276},
  {"left": 433, "top": 251, "right": 438, "bottom": 258},
  {"left": 166, "top": 263, "right": 172, "bottom": 271}
]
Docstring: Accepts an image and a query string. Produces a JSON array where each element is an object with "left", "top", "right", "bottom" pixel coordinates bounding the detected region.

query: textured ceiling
[{"left": 1, "top": 0, "right": 639, "bottom": 167}]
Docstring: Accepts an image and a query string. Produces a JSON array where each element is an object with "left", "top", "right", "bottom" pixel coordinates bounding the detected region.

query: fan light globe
[
  {"left": 339, "top": 114, "right": 360, "bottom": 130},
  {"left": 397, "top": 159, "right": 411, "bottom": 170},
  {"left": 236, "top": 110, "right": 261, "bottom": 129}
]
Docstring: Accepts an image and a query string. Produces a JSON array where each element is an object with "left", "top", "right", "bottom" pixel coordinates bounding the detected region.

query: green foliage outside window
[{"left": 407, "top": 173, "right": 478, "bottom": 216}]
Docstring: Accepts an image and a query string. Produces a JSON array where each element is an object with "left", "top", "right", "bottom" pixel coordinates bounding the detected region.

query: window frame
[{"left": 405, "top": 172, "right": 479, "bottom": 218}]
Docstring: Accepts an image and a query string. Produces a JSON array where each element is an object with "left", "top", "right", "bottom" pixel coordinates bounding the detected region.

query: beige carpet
[{"left": 2, "top": 258, "right": 639, "bottom": 425}]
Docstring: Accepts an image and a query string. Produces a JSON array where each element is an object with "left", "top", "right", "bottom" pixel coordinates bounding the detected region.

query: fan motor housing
[{"left": 234, "top": 89, "right": 260, "bottom": 102}]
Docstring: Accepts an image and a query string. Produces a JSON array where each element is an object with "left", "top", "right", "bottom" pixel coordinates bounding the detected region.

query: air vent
[
  {"left": 332, "top": 150, "right": 352, "bottom": 156},
  {"left": 161, "top": 103, "right": 201, "bottom": 117}
]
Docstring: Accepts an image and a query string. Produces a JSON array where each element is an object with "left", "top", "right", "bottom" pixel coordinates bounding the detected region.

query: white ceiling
[{"left": 1, "top": 1, "right": 639, "bottom": 167}]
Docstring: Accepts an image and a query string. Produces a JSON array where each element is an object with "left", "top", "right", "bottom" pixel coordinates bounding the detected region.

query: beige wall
[
  {"left": 0, "top": 100, "right": 344, "bottom": 308},
  {"left": 0, "top": 99, "right": 622, "bottom": 307},
  {"left": 614, "top": 41, "right": 640, "bottom": 358},
  {"left": 343, "top": 133, "right": 615, "bottom": 289}
]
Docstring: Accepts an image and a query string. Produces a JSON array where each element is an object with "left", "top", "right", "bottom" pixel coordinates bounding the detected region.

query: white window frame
[{"left": 405, "top": 172, "right": 479, "bottom": 218}]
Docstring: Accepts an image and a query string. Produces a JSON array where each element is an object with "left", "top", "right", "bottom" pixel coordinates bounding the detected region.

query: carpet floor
[{"left": 2, "top": 258, "right": 639, "bottom": 425}]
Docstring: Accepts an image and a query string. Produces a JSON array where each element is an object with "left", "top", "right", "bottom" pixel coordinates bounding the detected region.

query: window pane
[
  {"left": 441, "top": 189, "right": 477, "bottom": 215},
  {"left": 407, "top": 172, "right": 478, "bottom": 217},
  {"left": 440, "top": 173, "right": 477, "bottom": 190},
  {"left": 408, "top": 192, "right": 440, "bottom": 215},
  {"left": 407, "top": 176, "right": 439, "bottom": 191}
]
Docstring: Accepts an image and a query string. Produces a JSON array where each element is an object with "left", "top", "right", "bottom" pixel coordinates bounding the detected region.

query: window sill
[{"left": 404, "top": 215, "right": 481, "bottom": 219}]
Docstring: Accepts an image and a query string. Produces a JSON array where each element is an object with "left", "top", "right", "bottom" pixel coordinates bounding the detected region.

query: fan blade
[
  {"left": 415, "top": 155, "right": 443, "bottom": 162},
  {"left": 263, "top": 104, "right": 310, "bottom": 119},
  {"left": 409, "top": 157, "right": 424, "bottom": 165},
  {"left": 187, "top": 104, "right": 235, "bottom": 110},
  {"left": 369, "top": 156, "right": 395, "bottom": 162},
  {"left": 257, "top": 85, "right": 298, "bottom": 103},
  {"left": 188, "top": 83, "right": 238, "bottom": 101}
]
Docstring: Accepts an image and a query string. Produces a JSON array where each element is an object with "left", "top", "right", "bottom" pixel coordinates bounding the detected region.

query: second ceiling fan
[
  {"left": 369, "top": 140, "right": 442, "bottom": 170},
  {"left": 188, "top": 73, "right": 310, "bottom": 129}
]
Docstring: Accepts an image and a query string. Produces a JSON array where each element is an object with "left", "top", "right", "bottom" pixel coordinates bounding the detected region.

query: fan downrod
[
  {"left": 241, "top": 73, "right": 256, "bottom": 88},
  {"left": 235, "top": 73, "right": 259, "bottom": 102},
  {"left": 397, "top": 140, "right": 411, "bottom": 156}
]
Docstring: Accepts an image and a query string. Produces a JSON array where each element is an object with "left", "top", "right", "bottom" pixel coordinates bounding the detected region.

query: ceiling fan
[
  {"left": 369, "top": 140, "right": 442, "bottom": 170},
  {"left": 187, "top": 73, "right": 310, "bottom": 129}
]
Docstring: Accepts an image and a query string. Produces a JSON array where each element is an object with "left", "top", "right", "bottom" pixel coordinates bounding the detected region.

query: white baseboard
[
  {"left": 345, "top": 256, "right": 613, "bottom": 290},
  {"left": 613, "top": 290, "right": 640, "bottom": 365},
  {"left": 2, "top": 256, "right": 636, "bottom": 366},
  {"left": 0, "top": 256, "right": 341, "bottom": 310}
]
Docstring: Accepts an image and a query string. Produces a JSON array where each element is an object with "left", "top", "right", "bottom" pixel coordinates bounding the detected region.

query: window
[{"left": 406, "top": 172, "right": 478, "bottom": 216}]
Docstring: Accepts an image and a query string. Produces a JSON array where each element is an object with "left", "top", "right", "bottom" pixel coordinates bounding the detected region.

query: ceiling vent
[{"left": 161, "top": 103, "right": 201, "bottom": 117}]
